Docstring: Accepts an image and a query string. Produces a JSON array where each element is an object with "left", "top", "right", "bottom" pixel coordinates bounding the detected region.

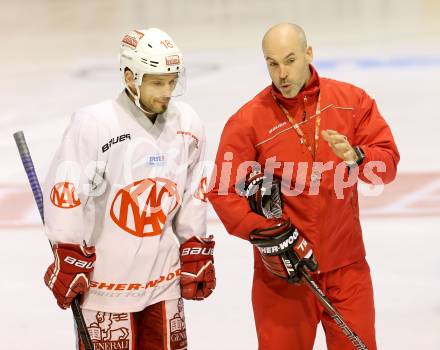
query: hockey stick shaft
[
  {"left": 13, "top": 131, "right": 94, "bottom": 350},
  {"left": 299, "top": 267, "right": 368, "bottom": 350}
]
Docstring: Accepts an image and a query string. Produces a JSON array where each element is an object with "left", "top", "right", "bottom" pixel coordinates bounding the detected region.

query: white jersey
[{"left": 43, "top": 91, "right": 207, "bottom": 313}]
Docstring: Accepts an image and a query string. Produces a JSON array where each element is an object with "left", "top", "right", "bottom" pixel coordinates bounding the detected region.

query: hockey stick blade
[
  {"left": 13, "top": 131, "right": 94, "bottom": 350},
  {"left": 299, "top": 267, "right": 368, "bottom": 350}
]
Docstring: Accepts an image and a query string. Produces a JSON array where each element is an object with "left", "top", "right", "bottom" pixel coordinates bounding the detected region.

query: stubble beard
[{"left": 281, "top": 67, "right": 310, "bottom": 98}]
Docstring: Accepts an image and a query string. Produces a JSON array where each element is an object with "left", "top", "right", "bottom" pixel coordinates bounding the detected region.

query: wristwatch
[{"left": 353, "top": 146, "right": 365, "bottom": 165}]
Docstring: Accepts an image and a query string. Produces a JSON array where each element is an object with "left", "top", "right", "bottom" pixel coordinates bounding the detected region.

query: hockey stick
[
  {"left": 276, "top": 249, "right": 368, "bottom": 349},
  {"left": 13, "top": 131, "right": 94, "bottom": 350},
  {"left": 298, "top": 266, "right": 368, "bottom": 350}
]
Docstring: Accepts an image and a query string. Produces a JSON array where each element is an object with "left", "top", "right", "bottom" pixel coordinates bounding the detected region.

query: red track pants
[{"left": 252, "top": 258, "right": 377, "bottom": 350}]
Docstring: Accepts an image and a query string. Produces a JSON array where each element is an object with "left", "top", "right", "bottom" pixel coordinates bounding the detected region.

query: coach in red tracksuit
[{"left": 207, "top": 23, "right": 399, "bottom": 350}]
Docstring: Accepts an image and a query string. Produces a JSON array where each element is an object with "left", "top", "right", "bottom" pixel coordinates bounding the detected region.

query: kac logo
[
  {"left": 50, "top": 182, "right": 81, "bottom": 209},
  {"left": 194, "top": 177, "right": 208, "bottom": 202},
  {"left": 110, "top": 178, "right": 180, "bottom": 237}
]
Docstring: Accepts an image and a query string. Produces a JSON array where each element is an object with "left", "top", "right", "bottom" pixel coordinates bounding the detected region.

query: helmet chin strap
[{"left": 125, "top": 85, "right": 157, "bottom": 116}]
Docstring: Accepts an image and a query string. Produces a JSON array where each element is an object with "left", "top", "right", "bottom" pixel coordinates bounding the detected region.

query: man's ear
[
  {"left": 305, "top": 46, "right": 313, "bottom": 64},
  {"left": 124, "top": 69, "right": 133, "bottom": 85},
  {"left": 124, "top": 69, "right": 138, "bottom": 96}
]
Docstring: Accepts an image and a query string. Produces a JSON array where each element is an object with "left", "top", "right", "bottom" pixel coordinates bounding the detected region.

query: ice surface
[{"left": 1, "top": 1, "right": 439, "bottom": 349}]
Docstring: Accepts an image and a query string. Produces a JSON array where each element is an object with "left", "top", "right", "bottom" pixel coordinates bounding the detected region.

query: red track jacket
[{"left": 207, "top": 65, "right": 399, "bottom": 272}]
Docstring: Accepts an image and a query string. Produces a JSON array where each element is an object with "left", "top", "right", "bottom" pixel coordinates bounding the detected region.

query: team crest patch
[
  {"left": 166, "top": 55, "right": 180, "bottom": 66},
  {"left": 110, "top": 178, "right": 180, "bottom": 237},
  {"left": 50, "top": 182, "right": 81, "bottom": 209},
  {"left": 121, "top": 30, "right": 144, "bottom": 49}
]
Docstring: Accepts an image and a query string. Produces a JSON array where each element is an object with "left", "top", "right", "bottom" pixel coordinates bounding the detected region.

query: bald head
[
  {"left": 262, "top": 23, "right": 313, "bottom": 98},
  {"left": 262, "top": 23, "right": 307, "bottom": 53}
]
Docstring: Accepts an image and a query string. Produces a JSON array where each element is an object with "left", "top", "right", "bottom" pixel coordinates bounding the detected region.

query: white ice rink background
[{"left": 1, "top": 1, "right": 439, "bottom": 349}]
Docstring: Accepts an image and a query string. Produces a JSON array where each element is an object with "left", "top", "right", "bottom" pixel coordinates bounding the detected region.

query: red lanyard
[{"left": 271, "top": 92, "right": 321, "bottom": 159}]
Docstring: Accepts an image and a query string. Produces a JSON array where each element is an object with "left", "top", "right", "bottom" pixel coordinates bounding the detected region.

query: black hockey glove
[{"left": 244, "top": 170, "right": 318, "bottom": 283}]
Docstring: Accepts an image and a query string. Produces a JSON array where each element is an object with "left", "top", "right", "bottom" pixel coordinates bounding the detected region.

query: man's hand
[
  {"left": 250, "top": 219, "right": 318, "bottom": 283},
  {"left": 321, "top": 129, "right": 358, "bottom": 164},
  {"left": 180, "top": 236, "right": 216, "bottom": 300},
  {"left": 44, "top": 243, "right": 96, "bottom": 309}
]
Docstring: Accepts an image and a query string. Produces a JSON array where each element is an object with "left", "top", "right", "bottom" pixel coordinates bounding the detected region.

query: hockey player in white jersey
[{"left": 43, "top": 28, "right": 215, "bottom": 350}]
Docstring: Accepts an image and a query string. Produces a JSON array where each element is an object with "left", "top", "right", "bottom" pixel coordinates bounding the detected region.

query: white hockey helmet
[{"left": 119, "top": 28, "right": 185, "bottom": 112}]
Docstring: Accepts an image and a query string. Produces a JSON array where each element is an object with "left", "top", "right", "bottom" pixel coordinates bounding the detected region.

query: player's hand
[
  {"left": 321, "top": 129, "right": 358, "bottom": 164},
  {"left": 44, "top": 243, "right": 96, "bottom": 309},
  {"left": 179, "top": 236, "right": 215, "bottom": 300}
]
